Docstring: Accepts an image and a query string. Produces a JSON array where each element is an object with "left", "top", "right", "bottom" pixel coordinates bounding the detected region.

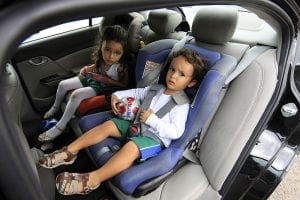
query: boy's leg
[
  {"left": 39, "top": 120, "right": 122, "bottom": 168},
  {"left": 56, "top": 141, "right": 140, "bottom": 195},
  {"left": 68, "top": 120, "right": 122, "bottom": 154}
]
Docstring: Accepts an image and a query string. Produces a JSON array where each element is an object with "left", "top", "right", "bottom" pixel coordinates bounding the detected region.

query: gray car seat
[
  {"left": 140, "top": 9, "right": 188, "bottom": 46},
  {"left": 1, "top": 63, "right": 56, "bottom": 200},
  {"left": 109, "top": 6, "right": 278, "bottom": 200}
]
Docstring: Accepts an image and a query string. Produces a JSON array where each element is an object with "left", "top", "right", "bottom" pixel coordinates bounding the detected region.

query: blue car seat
[{"left": 79, "top": 38, "right": 237, "bottom": 196}]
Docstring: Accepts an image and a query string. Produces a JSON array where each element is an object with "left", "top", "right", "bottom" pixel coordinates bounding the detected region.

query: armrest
[{"left": 40, "top": 73, "right": 76, "bottom": 87}]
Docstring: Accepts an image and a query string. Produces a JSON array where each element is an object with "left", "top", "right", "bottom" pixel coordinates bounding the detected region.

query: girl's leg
[
  {"left": 42, "top": 87, "right": 96, "bottom": 139},
  {"left": 44, "top": 77, "right": 83, "bottom": 119}
]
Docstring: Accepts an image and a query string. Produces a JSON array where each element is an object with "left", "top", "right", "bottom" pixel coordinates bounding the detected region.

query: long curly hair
[{"left": 91, "top": 25, "right": 128, "bottom": 68}]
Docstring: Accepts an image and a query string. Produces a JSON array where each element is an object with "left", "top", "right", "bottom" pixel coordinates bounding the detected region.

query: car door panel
[{"left": 13, "top": 26, "right": 99, "bottom": 112}]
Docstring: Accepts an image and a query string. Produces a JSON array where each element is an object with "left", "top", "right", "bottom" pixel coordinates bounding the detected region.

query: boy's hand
[
  {"left": 111, "top": 95, "right": 122, "bottom": 115},
  {"left": 139, "top": 109, "right": 153, "bottom": 123}
]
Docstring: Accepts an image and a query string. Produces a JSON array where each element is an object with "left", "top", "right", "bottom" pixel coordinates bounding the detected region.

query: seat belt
[
  {"left": 183, "top": 45, "right": 272, "bottom": 164},
  {"left": 224, "top": 45, "right": 272, "bottom": 86},
  {"left": 137, "top": 35, "right": 191, "bottom": 88}
]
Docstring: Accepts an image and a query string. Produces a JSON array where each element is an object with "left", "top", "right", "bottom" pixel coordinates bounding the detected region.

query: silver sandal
[{"left": 38, "top": 125, "right": 64, "bottom": 142}]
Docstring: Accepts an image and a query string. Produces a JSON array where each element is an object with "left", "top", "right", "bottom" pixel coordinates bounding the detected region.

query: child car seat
[{"left": 79, "top": 38, "right": 237, "bottom": 196}]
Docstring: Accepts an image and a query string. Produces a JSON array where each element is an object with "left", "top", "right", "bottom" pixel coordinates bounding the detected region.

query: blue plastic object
[{"left": 39, "top": 118, "right": 58, "bottom": 132}]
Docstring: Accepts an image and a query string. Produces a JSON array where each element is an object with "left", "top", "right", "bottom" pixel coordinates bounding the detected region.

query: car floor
[{"left": 25, "top": 116, "right": 117, "bottom": 200}]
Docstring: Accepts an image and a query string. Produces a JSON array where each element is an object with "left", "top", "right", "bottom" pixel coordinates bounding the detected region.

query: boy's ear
[{"left": 187, "top": 79, "right": 197, "bottom": 88}]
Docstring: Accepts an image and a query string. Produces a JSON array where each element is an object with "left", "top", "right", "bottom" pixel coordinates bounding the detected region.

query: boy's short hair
[{"left": 172, "top": 48, "right": 208, "bottom": 81}]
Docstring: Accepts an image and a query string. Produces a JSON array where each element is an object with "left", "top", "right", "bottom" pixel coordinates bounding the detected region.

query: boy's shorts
[{"left": 111, "top": 118, "right": 162, "bottom": 161}]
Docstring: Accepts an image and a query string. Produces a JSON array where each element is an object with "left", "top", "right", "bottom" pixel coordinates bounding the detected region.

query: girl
[{"left": 38, "top": 25, "right": 129, "bottom": 142}]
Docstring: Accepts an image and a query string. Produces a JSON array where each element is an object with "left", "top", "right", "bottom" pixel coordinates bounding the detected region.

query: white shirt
[
  {"left": 99, "top": 63, "right": 120, "bottom": 80},
  {"left": 113, "top": 86, "right": 190, "bottom": 147}
]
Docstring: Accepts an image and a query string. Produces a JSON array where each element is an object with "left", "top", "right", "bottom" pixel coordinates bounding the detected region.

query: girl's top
[
  {"left": 113, "top": 85, "right": 190, "bottom": 147},
  {"left": 79, "top": 63, "right": 121, "bottom": 93}
]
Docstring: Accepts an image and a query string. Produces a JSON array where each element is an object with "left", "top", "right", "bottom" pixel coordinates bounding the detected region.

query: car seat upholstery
[
  {"left": 1, "top": 63, "right": 56, "bottom": 200},
  {"left": 140, "top": 9, "right": 188, "bottom": 45},
  {"left": 78, "top": 5, "right": 278, "bottom": 199},
  {"left": 79, "top": 37, "right": 237, "bottom": 195},
  {"left": 104, "top": 6, "right": 277, "bottom": 200},
  {"left": 190, "top": 6, "right": 250, "bottom": 62}
]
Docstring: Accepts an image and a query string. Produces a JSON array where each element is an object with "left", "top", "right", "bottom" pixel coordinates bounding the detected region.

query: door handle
[{"left": 28, "top": 56, "right": 48, "bottom": 66}]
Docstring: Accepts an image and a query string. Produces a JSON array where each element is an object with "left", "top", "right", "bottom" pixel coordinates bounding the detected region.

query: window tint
[{"left": 23, "top": 17, "right": 102, "bottom": 43}]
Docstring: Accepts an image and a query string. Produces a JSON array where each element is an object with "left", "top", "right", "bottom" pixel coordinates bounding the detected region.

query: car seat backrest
[
  {"left": 140, "top": 10, "right": 187, "bottom": 45},
  {"left": 199, "top": 47, "right": 278, "bottom": 192},
  {"left": 100, "top": 12, "right": 145, "bottom": 56},
  {"left": 79, "top": 38, "right": 237, "bottom": 195},
  {"left": 127, "top": 12, "right": 146, "bottom": 55},
  {"left": 190, "top": 6, "right": 250, "bottom": 62}
]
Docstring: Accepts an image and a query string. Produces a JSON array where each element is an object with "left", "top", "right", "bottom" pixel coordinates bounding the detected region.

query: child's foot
[
  {"left": 56, "top": 172, "right": 100, "bottom": 195},
  {"left": 39, "top": 147, "right": 77, "bottom": 168},
  {"left": 38, "top": 125, "right": 64, "bottom": 142},
  {"left": 44, "top": 106, "right": 59, "bottom": 119}
]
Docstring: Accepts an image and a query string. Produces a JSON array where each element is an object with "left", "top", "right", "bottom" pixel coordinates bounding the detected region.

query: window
[{"left": 23, "top": 17, "right": 103, "bottom": 43}]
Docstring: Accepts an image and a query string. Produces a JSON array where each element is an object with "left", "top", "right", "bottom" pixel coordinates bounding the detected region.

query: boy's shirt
[{"left": 113, "top": 85, "right": 190, "bottom": 147}]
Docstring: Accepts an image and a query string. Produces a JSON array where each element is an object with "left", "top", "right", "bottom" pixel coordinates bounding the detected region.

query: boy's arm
[{"left": 113, "top": 86, "right": 150, "bottom": 102}]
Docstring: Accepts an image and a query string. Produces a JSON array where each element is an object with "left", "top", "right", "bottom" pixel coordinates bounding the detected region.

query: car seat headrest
[
  {"left": 192, "top": 6, "right": 238, "bottom": 44},
  {"left": 148, "top": 10, "right": 183, "bottom": 35},
  {"left": 100, "top": 14, "right": 134, "bottom": 31},
  {"left": 127, "top": 12, "right": 146, "bottom": 54}
]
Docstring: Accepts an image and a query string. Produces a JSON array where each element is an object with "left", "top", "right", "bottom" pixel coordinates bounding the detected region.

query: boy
[{"left": 39, "top": 48, "right": 207, "bottom": 195}]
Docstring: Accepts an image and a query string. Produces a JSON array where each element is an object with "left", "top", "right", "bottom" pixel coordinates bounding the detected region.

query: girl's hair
[
  {"left": 172, "top": 48, "right": 208, "bottom": 81},
  {"left": 92, "top": 25, "right": 128, "bottom": 68}
]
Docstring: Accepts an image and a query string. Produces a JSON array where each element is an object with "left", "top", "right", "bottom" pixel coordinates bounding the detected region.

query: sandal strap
[
  {"left": 61, "top": 147, "right": 76, "bottom": 162},
  {"left": 39, "top": 147, "right": 76, "bottom": 168},
  {"left": 56, "top": 172, "right": 94, "bottom": 195}
]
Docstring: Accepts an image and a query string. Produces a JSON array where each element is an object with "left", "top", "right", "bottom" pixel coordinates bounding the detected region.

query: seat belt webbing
[{"left": 224, "top": 45, "right": 272, "bottom": 86}]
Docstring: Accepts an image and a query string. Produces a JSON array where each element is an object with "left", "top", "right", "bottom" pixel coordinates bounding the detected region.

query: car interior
[{"left": 1, "top": 2, "right": 285, "bottom": 200}]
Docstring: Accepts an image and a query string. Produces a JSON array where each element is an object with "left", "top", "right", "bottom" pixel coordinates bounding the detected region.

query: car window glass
[{"left": 23, "top": 17, "right": 103, "bottom": 43}]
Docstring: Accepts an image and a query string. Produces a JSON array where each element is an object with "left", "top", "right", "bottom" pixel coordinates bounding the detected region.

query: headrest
[
  {"left": 191, "top": 6, "right": 238, "bottom": 44},
  {"left": 100, "top": 14, "right": 134, "bottom": 31},
  {"left": 127, "top": 12, "right": 145, "bottom": 54},
  {"left": 148, "top": 10, "right": 183, "bottom": 35}
]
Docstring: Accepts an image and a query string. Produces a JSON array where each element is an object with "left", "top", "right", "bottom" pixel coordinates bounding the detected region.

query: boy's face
[
  {"left": 101, "top": 40, "right": 124, "bottom": 66},
  {"left": 165, "top": 55, "right": 197, "bottom": 94}
]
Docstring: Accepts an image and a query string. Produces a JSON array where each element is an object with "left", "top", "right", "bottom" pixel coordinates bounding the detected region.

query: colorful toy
[{"left": 116, "top": 97, "right": 140, "bottom": 121}]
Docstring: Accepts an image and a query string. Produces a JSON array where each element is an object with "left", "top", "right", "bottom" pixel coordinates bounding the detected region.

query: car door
[{"left": 12, "top": 19, "right": 100, "bottom": 112}]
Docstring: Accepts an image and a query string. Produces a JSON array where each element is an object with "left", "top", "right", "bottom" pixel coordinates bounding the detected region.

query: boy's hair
[
  {"left": 92, "top": 25, "right": 128, "bottom": 68},
  {"left": 172, "top": 48, "right": 208, "bottom": 81}
]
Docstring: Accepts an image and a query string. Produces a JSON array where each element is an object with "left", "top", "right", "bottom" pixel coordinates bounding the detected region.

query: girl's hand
[
  {"left": 111, "top": 95, "right": 122, "bottom": 115},
  {"left": 90, "top": 73, "right": 111, "bottom": 84},
  {"left": 79, "top": 66, "right": 87, "bottom": 76},
  {"left": 139, "top": 109, "right": 153, "bottom": 123}
]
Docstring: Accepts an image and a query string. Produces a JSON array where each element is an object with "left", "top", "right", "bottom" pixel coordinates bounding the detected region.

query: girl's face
[
  {"left": 165, "top": 55, "right": 197, "bottom": 94},
  {"left": 101, "top": 40, "right": 124, "bottom": 66}
]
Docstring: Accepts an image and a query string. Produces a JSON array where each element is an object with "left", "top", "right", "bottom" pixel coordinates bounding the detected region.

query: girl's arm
[
  {"left": 79, "top": 64, "right": 96, "bottom": 76},
  {"left": 88, "top": 65, "right": 129, "bottom": 87}
]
